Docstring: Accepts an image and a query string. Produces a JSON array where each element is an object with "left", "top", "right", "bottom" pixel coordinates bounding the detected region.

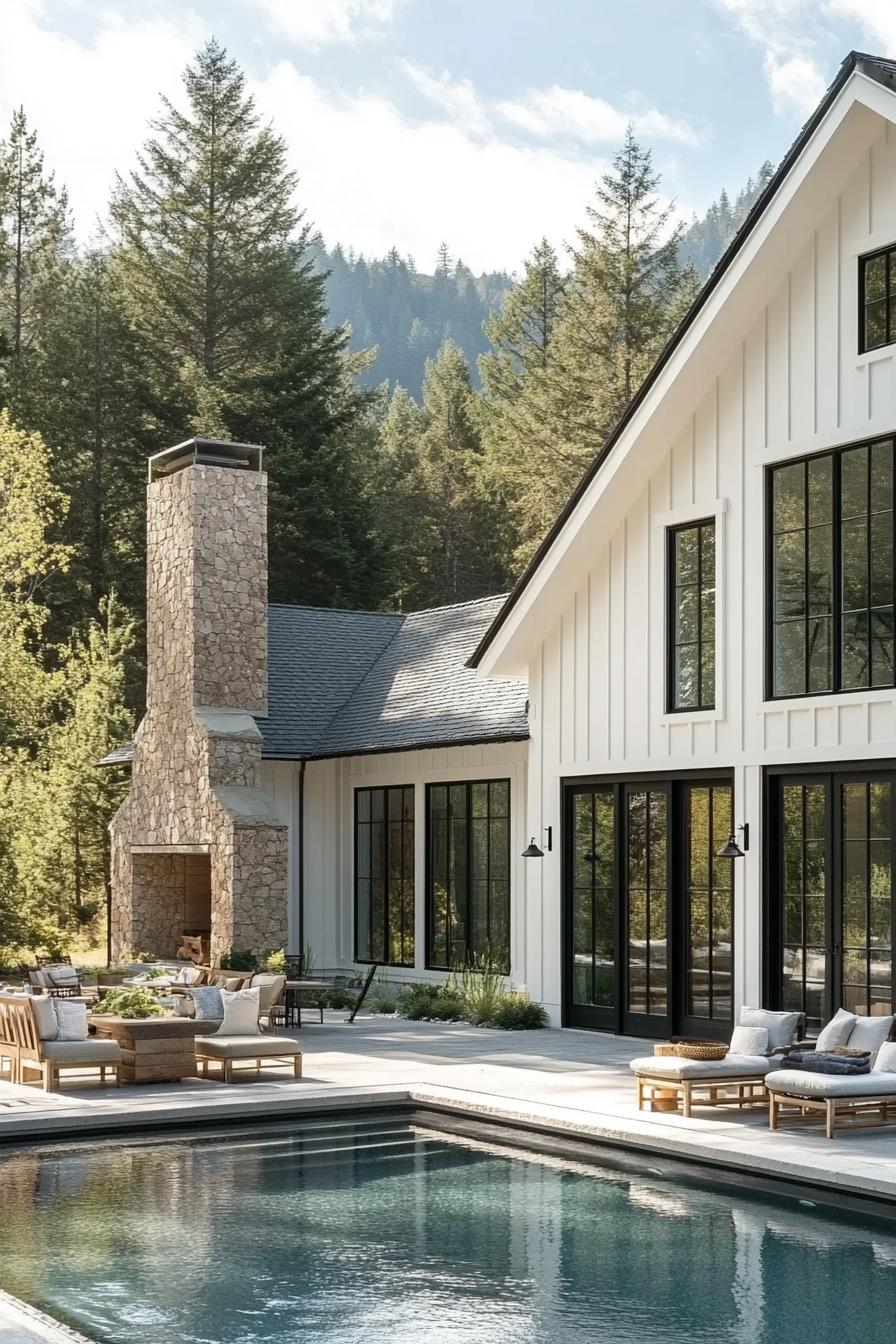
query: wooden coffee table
[{"left": 88, "top": 1015, "right": 211, "bottom": 1084}]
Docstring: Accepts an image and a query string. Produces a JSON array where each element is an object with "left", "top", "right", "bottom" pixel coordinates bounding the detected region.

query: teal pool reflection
[{"left": 1, "top": 1117, "right": 895, "bottom": 1343}]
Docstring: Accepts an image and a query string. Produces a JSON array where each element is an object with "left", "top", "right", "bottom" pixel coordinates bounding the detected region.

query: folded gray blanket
[{"left": 788, "top": 1050, "right": 870, "bottom": 1075}]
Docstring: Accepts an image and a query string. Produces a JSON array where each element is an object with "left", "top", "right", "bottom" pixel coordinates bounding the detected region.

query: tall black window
[
  {"left": 427, "top": 780, "right": 510, "bottom": 971},
  {"left": 769, "top": 440, "right": 895, "bottom": 697},
  {"left": 668, "top": 520, "right": 715, "bottom": 711},
  {"left": 860, "top": 246, "right": 896, "bottom": 353},
  {"left": 355, "top": 786, "right": 414, "bottom": 966}
]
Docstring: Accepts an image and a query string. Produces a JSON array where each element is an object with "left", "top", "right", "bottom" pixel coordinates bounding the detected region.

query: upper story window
[
  {"left": 860, "top": 246, "right": 896, "bottom": 353},
  {"left": 769, "top": 439, "right": 895, "bottom": 698},
  {"left": 427, "top": 780, "right": 510, "bottom": 972},
  {"left": 667, "top": 519, "right": 716, "bottom": 711},
  {"left": 355, "top": 786, "right": 415, "bottom": 967}
]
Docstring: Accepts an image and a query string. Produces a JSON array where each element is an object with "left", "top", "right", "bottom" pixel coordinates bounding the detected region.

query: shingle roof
[
  {"left": 262, "top": 603, "right": 403, "bottom": 757},
  {"left": 98, "top": 594, "right": 528, "bottom": 766},
  {"left": 310, "top": 595, "right": 528, "bottom": 758}
]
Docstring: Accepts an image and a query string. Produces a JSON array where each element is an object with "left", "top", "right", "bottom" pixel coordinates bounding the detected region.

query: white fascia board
[{"left": 476, "top": 72, "right": 894, "bottom": 681}]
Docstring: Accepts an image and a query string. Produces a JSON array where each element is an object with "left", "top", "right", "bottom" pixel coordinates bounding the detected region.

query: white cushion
[
  {"left": 768, "top": 1068, "right": 896, "bottom": 1098},
  {"left": 739, "top": 1007, "right": 801, "bottom": 1052},
  {"left": 197, "top": 1034, "right": 299, "bottom": 1060},
  {"left": 847, "top": 1013, "right": 894, "bottom": 1056},
  {"left": 630, "top": 1054, "right": 780, "bottom": 1080},
  {"left": 815, "top": 1007, "right": 856, "bottom": 1051},
  {"left": 31, "top": 995, "right": 58, "bottom": 1040},
  {"left": 730, "top": 1025, "right": 768, "bottom": 1056},
  {"left": 177, "top": 966, "right": 201, "bottom": 985},
  {"left": 873, "top": 1041, "right": 896, "bottom": 1074},
  {"left": 217, "top": 987, "right": 261, "bottom": 1036},
  {"left": 41, "top": 1039, "right": 121, "bottom": 1063},
  {"left": 52, "top": 999, "right": 88, "bottom": 1041}
]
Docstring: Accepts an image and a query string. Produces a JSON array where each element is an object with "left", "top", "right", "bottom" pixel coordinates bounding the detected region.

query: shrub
[
  {"left": 488, "top": 992, "right": 548, "bottom": 1031},
  {"left": 324, "top": 987, "right": 355, "bottom": 1010},
  {"left": 368, "top": 994, "right": 398, "bottom": 1014},
  {"left": 94, "top": 986, "right": 164, "bottom": 1019},
  {"left": 460, "top": 958, "right": 507, "bottom": 1026},
  {"left": 220, "top": 947, "right": 258, "bottom": 972},
  {"left": 265, "top": 948, "right": 289, "bottom": 975},
  {"left": 398, "top": 982, "right": 465, "bottom": 1022}
]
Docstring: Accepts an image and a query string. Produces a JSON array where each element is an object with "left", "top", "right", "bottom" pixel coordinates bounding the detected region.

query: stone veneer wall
[{"left": 110, "top": 462, "right": 288, "bottom": 964}]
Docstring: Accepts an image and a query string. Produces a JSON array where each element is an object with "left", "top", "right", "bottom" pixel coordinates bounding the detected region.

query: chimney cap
[{"left": 148, "top": 437, "right": 264, "bottom": 482}]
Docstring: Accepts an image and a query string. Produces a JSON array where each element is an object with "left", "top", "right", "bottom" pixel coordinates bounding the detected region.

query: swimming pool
[{"left": 1, "top": 1115, "right": 895, "bottom": 1343}]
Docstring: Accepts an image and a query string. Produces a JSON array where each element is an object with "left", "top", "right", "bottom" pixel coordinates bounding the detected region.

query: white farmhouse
[{"left": 108, "top": 52, "right": 896, "bottom": 1038}]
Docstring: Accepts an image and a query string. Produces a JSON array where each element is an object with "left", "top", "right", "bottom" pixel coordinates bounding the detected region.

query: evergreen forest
[{"left": 0, "top": 38, "right": 773, "bottom": 960}]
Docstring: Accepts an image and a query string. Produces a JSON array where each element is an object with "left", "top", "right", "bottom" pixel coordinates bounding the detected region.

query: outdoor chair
[
  {"left": 0, "top": 993, "right": 121, "bottom": 1091},
  {"left": 630, "top": 1009, "right": 806, "bottom": 1117},
  {"left": 249, "top": 973, "right": 286, "bottom": 1030},
  {"left": 767, "top": 1012, "right": 896, "bottom": 1138},
  {"left": 27, "top": 963, "right": 93, "bottom": 1000}
]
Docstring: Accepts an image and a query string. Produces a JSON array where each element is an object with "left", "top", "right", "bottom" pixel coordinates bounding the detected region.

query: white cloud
[
  {"left": 763, "top": 51, "right": 828, "bottom": 116},
  {"left": 400, "top": 61, "right": 490, "bottom": 135},
  {"left": 498, "top": 85, "right": 700, "bottom": 146},
  {"left": 252, "top": 60, "right": 603, "bottom": 271},
  {"left": 248, "top": 0, "right": 402, "bottom": 46},
  {"left": 0, "top": 1, "right": 203, "bottom": 237},
  {"left": 713, "top": 0, "right": 829, "bottom": 116},
  {"left": 828, "top": 0, "right": 896, "bottom": 53}
]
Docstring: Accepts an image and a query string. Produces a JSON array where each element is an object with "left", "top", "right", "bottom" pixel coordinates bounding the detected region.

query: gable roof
[
  {"left": 100, "top": 595, "right": 528, "bottom": 766},
  {"left": 468, "top": 50, "right": 896, "bottom": 671}
]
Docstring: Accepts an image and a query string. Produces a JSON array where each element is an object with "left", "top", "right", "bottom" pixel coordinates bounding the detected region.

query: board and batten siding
[
  {"left": 264, "top": 742, "right": 529, "bottom": 982},
  {"left": 525, "top": 108, "right": 896, "bottom": 1025}
]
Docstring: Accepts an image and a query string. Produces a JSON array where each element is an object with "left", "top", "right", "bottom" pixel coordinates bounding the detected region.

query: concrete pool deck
[{"left": 2, "top": 1014, "right": 896, "bottom": 1209}]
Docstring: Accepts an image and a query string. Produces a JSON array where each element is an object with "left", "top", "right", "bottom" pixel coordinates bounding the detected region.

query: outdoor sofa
[
  {"left": 0, "top": 993, "right": 121, "bottom": 1090},
  {"left": 630, "top": 1009, "right": 806, "bottom": 1117}
]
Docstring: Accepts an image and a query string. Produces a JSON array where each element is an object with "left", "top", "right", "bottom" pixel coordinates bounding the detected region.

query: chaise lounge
[
  {"left": 766, "top": 1010, "right": 896, "bottom": 1138},
  {"left": 630, "top": 1009, "right": 805, "bottom": 1117}
]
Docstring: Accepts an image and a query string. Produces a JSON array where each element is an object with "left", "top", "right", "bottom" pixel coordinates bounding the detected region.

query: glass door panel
[
  {"left": 625, "top": 787, "right": 670, "bottom": 1034},
  {"left": 568, "top": 789, "right": 616, "bottom": 1029},
  {"left": 682, "top": 783, "right": 734, "bottom": 1031},
  {"left": 770, "top": 771, "right": 895, "bottom": 1030}
]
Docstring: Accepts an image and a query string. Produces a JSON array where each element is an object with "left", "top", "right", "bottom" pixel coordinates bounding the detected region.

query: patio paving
[{"left": 2, "top": 1013, "right": 896, "bottom": 1207}]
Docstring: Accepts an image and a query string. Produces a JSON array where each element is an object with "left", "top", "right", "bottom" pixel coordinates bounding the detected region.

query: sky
[{"left": 2, "top": 0, "right": 896, "bottom": 274}]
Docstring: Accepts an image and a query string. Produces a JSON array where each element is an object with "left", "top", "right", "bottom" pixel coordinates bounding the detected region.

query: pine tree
[
  {"left": 112, "top": 38, "right": 387, "bottom": 608},
  {"left": 29, "top": 250, "right": 174, "bottom": 644},
  {"left": 374, "top": 384, "right": 425, "bottom": 607},
  {"left": 401, "top": 340, "right": 505, "bottom": 608},
  {"left": 0, "top": 107, "right": 71, "bottom": 412},
  {"left": 478, "top": 239, "right": 566, "bottom": 570}
]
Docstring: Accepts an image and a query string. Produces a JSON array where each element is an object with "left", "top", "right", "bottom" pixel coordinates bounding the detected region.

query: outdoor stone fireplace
[{"left": 109, "top": 439, "right": 288, "bottom": 964}]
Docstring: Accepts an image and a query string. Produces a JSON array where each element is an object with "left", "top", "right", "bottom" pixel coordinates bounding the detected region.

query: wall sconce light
[
  {"left": 522, "top": 826, "right": 552, "bottom": 859},
  {"left": 716, "top": 823, "right": 749, "bottom": 859}
]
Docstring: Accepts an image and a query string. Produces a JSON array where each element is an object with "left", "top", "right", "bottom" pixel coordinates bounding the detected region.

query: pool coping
[
  {"left": 2, "top": 1080, "right": 896, "bottom": 1211},
  {"left": 0, "top": 1289, "right": 96, "bottom": 1343}
]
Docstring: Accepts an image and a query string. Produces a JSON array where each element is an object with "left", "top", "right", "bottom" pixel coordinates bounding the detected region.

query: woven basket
[
  {"left": 674, "top": 1040, "right": 728, "bottom": 1061},
  {"left": 653, "top": 1042, "right": 678, "bottom": 1056}
]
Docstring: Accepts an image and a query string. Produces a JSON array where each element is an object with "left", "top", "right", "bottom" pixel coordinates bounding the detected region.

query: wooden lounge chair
[
  {"left": 249, "top": 973, "right": 286, "bottom": 1030},
  {"left": 0, "top": 994, "right": 121, "bottom": 1091},
  {"left": 768, "top": 1069, "right": 896, "bottom": 1138},
  {"left": 194, "top": 1033, "right": 302, "bottom": 1083}
]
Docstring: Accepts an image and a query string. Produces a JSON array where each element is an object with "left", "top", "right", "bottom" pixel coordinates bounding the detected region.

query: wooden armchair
[{"left": 0, "top": 994, "right": 121, "bottom": 1091}]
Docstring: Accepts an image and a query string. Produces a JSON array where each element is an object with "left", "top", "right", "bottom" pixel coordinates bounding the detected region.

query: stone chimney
[{"left": 110, "top": 439, "right": 288, "bottom": 965}]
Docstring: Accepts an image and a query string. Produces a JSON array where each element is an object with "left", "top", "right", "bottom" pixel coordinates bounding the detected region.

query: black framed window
[
  {"left": 769, "top": 438, "right": 895, "bottom": 697},
  {"left": 355, "top": 786, "right": 415, "bottom": 966},
  {"left": 667, "top": 519, "right": 715, "bottom": 711},
  {"left": 860, "top": 246, "right": 896, "bottom": 353},
  {"left": 427, "top": 780, "right": 510, "bottom": 972}
]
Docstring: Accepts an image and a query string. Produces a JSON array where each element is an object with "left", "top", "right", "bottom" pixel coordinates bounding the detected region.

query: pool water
[{"left": 1, "top": 1116, "right": 895, "bottom": 1343}]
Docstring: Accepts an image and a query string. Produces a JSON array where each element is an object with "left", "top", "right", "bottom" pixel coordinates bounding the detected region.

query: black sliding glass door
[
  {"left": 768, "top": 768, "right": 895, "bottom": 1029},
  {"left": 565, "top": 775, "right": 734, "bottom": 1037}
]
